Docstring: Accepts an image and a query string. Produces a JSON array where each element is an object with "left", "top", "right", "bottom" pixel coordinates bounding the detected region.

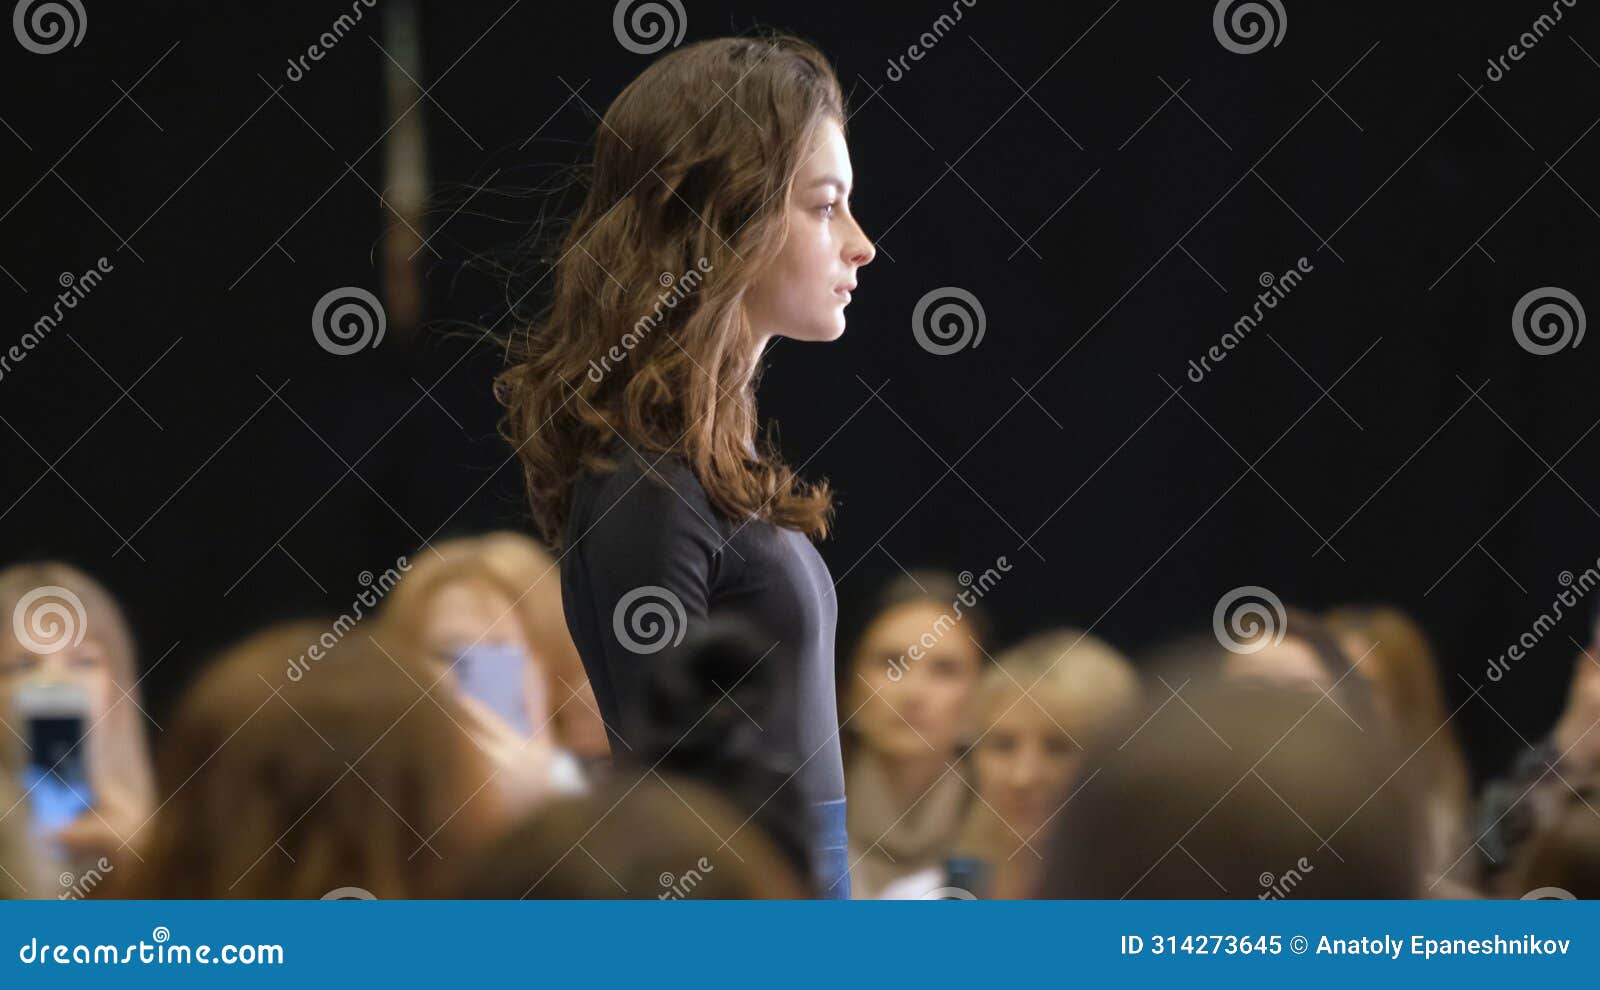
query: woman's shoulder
[
  {"left": 577, "top": 440, "right": 706, "bottom": 505},
  {"left": 569, "top": 440, "right": 725, "bottom": 539}
]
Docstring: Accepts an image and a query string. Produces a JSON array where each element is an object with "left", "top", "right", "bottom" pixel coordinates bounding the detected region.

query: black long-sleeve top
[{"left": 559, "top": 442, "right": 849, "bottom": 897}]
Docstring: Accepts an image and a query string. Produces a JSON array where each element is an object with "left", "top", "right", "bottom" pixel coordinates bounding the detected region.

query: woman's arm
[{"left": 572, "top": 460, "right": 726, "bottom": 750}]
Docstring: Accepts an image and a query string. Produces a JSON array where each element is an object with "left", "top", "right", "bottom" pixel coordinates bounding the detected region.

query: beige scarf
[{"left": 846, "top": 746, "right": 972, "bottom": 898}]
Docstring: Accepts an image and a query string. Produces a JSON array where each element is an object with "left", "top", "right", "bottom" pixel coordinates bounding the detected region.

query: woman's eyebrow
[{"left": 809, "top": 175, "right": 852, "bottom": 195}]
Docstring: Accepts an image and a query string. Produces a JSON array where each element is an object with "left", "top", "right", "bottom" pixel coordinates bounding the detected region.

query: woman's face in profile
[{"left": 745, "top": 117, "right": 875, "bottom": 343}]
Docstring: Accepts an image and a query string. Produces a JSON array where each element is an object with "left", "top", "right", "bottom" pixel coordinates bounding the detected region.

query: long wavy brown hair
[{"left": 493, "top": 34, "right": 845, "bottom": 551}]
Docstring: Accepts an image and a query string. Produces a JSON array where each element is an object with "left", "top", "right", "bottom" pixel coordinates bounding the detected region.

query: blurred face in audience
[
  {"left": 850, "top": 600, "right": 984, "bottom": 760},
  {"left": 1, "top": 619, "right": 116, "bottom": 723},
  {"left": 973, "top": 699, "right": 1081, "bottom": 841},
  {"left": 1221, "top": 634, "right": 1331, "bottom": 691},
  {"left": 420, "top": 578, "right": 549, "bottom": 731}
]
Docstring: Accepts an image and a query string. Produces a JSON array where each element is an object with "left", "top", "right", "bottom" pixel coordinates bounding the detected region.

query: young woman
[
  {"left": 838, "top": 571, "right": 992, "bottom": 899},
  {"left": 956, "top": 628, "right": 1140, "bottom": 899},
  {"left": 382, "top": 542, "right": 587, "bottom": 808},
  {"left": 0, "top": 563, "right": 154, "bottom": 874},
  {"left": 474, "top": 530, "right": 612, "bottom": 764},
  {"left": 1323, "top": 605, "right": 1474, "bottom": 889},
  {"left": 108, "top": 620, "right": 503, "bottom": 898},
  {"left": 494, "top": 35, "right": 875, "bottom": 898}
]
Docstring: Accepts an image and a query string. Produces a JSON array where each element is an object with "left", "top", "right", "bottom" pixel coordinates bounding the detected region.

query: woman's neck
[{"left": 875, "top": 748, "right": 953, "bottom": 808}]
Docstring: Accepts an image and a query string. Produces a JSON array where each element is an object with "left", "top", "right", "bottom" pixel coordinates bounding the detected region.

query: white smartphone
[{"left": 13, "top": 680, "right": 93, "bottom": 832}]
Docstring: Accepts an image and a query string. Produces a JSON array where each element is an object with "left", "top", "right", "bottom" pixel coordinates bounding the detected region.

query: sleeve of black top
[{"left": 579, "top": 461, "right": 725, "bottom": 747}]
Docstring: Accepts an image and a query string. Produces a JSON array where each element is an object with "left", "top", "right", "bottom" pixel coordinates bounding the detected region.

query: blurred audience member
[
  {"left": 1476, "top": 640, "right": 1600, "bottom": 887},
  {"left": 1217, "top": 605, "right": 1357, "bottom": 691},
  {"left": 384, "top": 545, "right": 586, "bottom": 808},
  {"left": 0, "top": 563, "right": 154, "bottom": 872},
  {"left": 462, "top": 772, "right": 807, "bottom": 899},
  {"left": 839, "top": 570, "right": 992, "bottom": 898},
  {"left": 1143, "top": 607, "right": 1377, "bottom": 731},
  {"left": 106, "top": 620, "right": 504, "bottom": 898},
  {"left": 1502, "top": 775, "right": 1600, "bottom": 900},
  {"left": 475, "top": 530, "right": 611, "bottom": 763},
  {"left": 1325, "top": 605, "right": 1474, "bottom": 889},
  {"left": 1041, "top": 676, "right": 1421, "bottom": 898},
  {"left": 949, "top": 628, "right": 1140, "bottom": 899}
]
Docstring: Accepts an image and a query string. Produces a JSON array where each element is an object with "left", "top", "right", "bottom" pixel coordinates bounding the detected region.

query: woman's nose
[
  {"left": 846, "top": 214, "right": 875, "bottom": 266},
  {"left": 1009, "top": 749, "right": 1044, "bottom": 787}
]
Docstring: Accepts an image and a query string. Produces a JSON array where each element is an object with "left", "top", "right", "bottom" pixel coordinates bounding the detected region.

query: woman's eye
[
  {"left": 818, "top": 202, "right": 836, "bottom": 218},
  {"left": 2, "top": 655, "right": 39, "bottom": 675}
]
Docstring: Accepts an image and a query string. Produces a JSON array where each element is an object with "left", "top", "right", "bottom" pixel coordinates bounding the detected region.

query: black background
[{"left": 4, "top": 1, "right": 1600, "bottom": 784}]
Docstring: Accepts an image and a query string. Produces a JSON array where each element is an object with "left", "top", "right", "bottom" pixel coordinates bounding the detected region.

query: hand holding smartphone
[{"left": 14, "top": 679, "right": 94, "bottom": 834}]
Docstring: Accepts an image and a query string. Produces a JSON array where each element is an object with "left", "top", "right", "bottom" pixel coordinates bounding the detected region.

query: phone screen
[
  {"left": 453, "top": 643, "right": 533, "bottom": 737},
  {"left": 25, "top": 712, "right": 92, "bottom": 833}
]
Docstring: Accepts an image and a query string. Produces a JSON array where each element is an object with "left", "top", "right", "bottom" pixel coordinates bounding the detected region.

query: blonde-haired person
[
  {"left": 0, "top": 563, "right": 154, "bottom": 873},
  {"left": 473, "top": 531, "right": 610, "bottom": 763},
  {"left": 496, "top": 34, "right": 875, "bottom": 897},
  {"left": 932, "top": 629, "right": 1140, "bottom": 900},
  {"left": 382, "top": 542, "right": 586, "bottom": 809},
  {"left": 106, "top": 620, "right": 504, "bottom": 898},
  {"left": 1323, "top": 605, "right": 1474, "bottom": 889}
]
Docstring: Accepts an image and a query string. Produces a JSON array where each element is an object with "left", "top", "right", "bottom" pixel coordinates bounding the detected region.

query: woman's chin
[{"left": 777, "top": 317, "right": 847, "bottom": 343}]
